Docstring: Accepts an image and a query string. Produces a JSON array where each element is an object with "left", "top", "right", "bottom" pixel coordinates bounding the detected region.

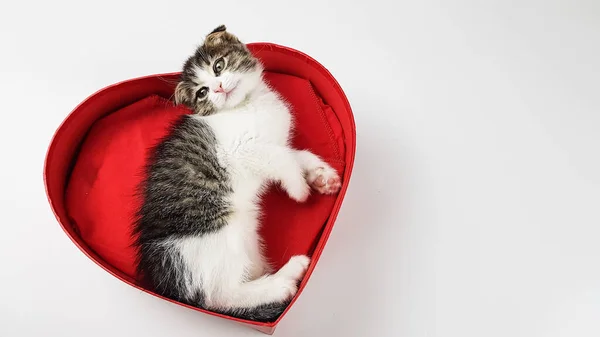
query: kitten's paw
[
  {"left": 307, "top": 167, "right": 342, "bottom": 195},
  {"left": 284, "top": 179, "right": 311, "bottom": 203},
  {"left": 270, "top": 255, "right": 310, "bottom": 302},
  {"left": 277, "top": 255, "right": 310, "bottom": 281},
  {"left": 271, "top": 276, "right": 299, "bottom": 302}
]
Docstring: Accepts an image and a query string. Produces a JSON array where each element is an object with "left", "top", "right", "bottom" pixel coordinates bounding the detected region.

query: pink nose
[{"left": 214, "top": 83, "right": 225, "bottom": 93}]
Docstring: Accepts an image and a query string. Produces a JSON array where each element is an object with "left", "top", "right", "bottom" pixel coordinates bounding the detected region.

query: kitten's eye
[
  {"left": 213, "top": 58, "right": 225, "bottom": 75},
  {"left": 196, "top": 87, "right": 209, "bottom": 99}
]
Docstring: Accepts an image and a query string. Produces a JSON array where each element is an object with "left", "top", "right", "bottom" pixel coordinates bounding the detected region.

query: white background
[{"left": 1, "top": 0, "right": 599, "bottom": 336}]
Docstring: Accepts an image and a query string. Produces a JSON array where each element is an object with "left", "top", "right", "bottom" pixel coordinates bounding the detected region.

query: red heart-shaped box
[{"left": 44, "top": 43, "right": 355, "bottom": 334}]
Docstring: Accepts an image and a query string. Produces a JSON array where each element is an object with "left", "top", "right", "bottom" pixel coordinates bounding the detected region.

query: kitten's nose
[{"left": 214, "top": 83, "right": 225, "bottom": 93}]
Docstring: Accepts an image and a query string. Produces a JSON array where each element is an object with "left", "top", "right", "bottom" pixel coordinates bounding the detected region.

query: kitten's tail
[{"left": 216, "top": 301, "right": 289, "bottom": 323}]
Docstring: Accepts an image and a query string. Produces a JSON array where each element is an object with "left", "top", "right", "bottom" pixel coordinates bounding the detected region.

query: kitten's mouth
[
  {"left": 222, "top": 86, "right": 238, "bottom": 100},
  {"left": 215, "top": 86, "right": 236, "bottom": 97}
]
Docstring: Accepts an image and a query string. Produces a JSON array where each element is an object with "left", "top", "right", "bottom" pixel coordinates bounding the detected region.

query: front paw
[{"left": 307, "top": 167, "right": 341, "bottom": 195}]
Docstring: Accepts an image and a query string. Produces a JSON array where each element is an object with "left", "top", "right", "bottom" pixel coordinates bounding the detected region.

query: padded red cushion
[{"left": 44, "top": 43, "right": 355, "bottom": 333}]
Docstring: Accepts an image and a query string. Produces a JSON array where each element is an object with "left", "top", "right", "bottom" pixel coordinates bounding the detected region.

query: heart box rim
[{"left": 43, "top": 42, "right": 356, "bottom": 334}]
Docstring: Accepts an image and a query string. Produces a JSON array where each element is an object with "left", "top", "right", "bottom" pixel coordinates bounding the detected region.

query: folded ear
[
  {"left": 209, "top": 25, "right": 227, "bottom": 35},
  {"left": 205, "top": 24, "right": 241, "bottom": 46}
]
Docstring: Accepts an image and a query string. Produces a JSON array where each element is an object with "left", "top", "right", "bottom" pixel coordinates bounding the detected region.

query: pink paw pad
[{"left": 309, "top": 167, "right": 342, "bottom": 195}]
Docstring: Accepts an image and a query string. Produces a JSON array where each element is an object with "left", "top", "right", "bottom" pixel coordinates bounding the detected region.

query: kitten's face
[{"left": 174, "top": 26, "right": 263, "bottom": 115}]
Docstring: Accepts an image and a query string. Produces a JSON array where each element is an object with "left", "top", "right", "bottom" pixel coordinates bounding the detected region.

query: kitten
[{"left": 133, "top": 25, "right": 341, "bottom": 322}]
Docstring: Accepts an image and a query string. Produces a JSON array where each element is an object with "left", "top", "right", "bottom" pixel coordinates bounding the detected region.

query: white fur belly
[
  {"left": 176, "top": 89, "right": 294, "bottom": 308},
  {"left": 176, "top": 141, "right": 269, "bottom": 307},
  {"left": 176, "top": 211, "right": 263, "bottom": 307}
]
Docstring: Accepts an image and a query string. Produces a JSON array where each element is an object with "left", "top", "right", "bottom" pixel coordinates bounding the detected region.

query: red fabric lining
[{"left": 44, "top": 43, "right": 356, "bottom": 332}]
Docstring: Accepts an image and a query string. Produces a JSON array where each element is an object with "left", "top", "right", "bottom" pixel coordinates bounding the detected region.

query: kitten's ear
[
  {"left": 205, "top": 25, "right": 241, "bottom": 45},
  {"left": 210, "top": 25, "right": 227, "bottom": 35},
  {"left": 174, "top": 81, "right": 190, "bottom": 106}
]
